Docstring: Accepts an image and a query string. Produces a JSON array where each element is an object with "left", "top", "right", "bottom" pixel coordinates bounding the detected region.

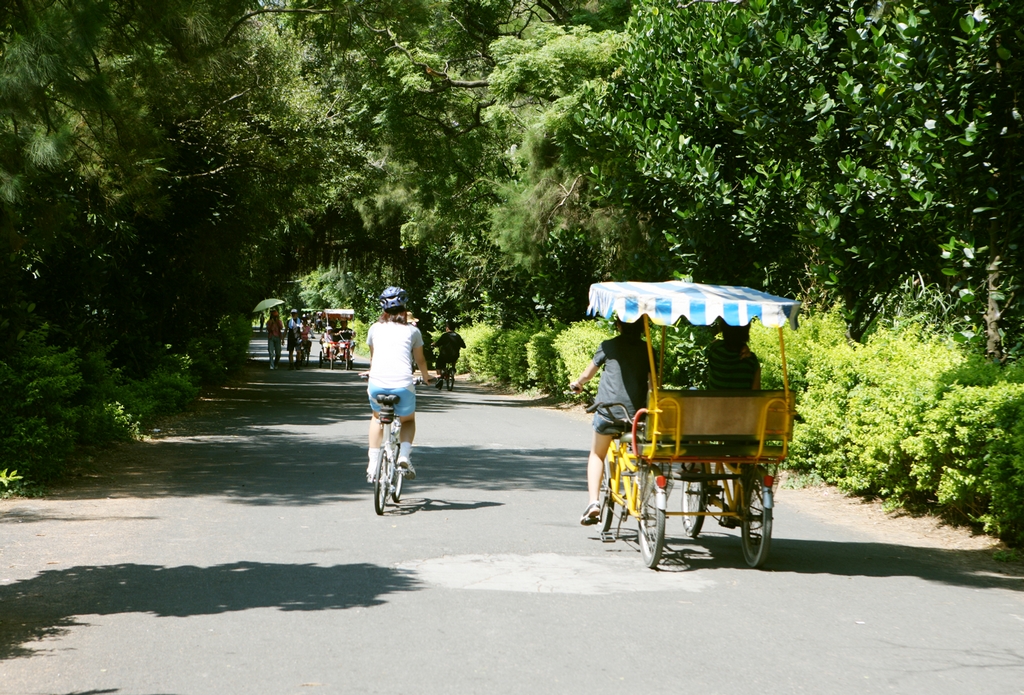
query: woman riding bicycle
[
  {"left": 569, "top": 318, "right": 649, "bottom": 525},
  {"left": 365, "top": 287, "right": 433, "bottom": 482}
]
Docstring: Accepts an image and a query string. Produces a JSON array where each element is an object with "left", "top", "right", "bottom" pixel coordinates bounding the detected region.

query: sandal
[{"left": 580, "top": 502, "right": 601, "bottom": 526}]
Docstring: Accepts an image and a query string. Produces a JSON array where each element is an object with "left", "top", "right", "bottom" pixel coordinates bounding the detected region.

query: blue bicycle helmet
[{"left": 379, "top": 286, "right": 408, "bottom": 312}]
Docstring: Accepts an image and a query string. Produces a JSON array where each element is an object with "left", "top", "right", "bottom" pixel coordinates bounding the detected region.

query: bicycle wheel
[
  {"left": 391, "top": 449, "right": 404, "bottom": 503},
  {"left": 446, "top": 371, "right": 454, "bottom": 391},
  {"left": 373, "top": 438, "right": 388, "bottom": 516},
  {"left": 681, "top": 465, "right": 706, "bottom": 538},
  {"left": 637, "top": 466, "right": 666, "bottom": 569},
  {"left": 598, "top": 449, "right": 619, "bottom": 534},
  {"left": 740, "top": 470, "right": 773, "bottom": 568}
]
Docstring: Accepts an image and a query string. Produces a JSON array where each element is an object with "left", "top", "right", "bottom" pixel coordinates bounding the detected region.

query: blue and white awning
[{"left": 588, "top": 281, "right": 801, "bottom": 329}]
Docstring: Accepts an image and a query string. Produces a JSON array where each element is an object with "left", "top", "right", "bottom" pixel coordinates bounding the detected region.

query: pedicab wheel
[
  {"left": 373, "top": 448, "right": 388, "bottom": 516},
  {"left": 330, "top": 353, "right": 335, "bottom": 370},
  {"left": 740, "top": 470, "right": 772, "bottom": 568},
  {"left": 347, "top": 358, "right": 354, "bottom": 370},
  {"left": 637, "top": 466, "right": 666, "bottom": 569},
  {"left": 391, "top": 461, "right": 403, "bottom": 503},
  {"left": 681, "top": 466, "right": 706, "bottom": 538}
]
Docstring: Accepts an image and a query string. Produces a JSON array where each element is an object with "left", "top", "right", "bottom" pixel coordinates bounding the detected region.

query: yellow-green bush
[
  {"left": 527, "top": 325, "right": 566, "bottom": 395},
  {"left": 786, "top": 317, "right": 1024, "bottom": 545},
  {"left": 457, "top": 323, "right": 500, "bottom": 376},
  {"left": 553, "top": 321, "right": 613, "bottom": 402}
]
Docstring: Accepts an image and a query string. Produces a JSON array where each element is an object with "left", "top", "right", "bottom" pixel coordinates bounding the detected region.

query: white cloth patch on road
[{"left": 397, "top": 553, "right": 714, "bottom": 595}]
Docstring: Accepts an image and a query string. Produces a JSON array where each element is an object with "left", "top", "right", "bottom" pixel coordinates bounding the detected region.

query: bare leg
[
  {"left": 398, "top": 414, "right": 415, "bottom": 443},
  {"left": 587, "top": 433, "right": 615, "bottom": 504},
  {"left": 368, "top": 412, "right": 382, "bottom": 448}
]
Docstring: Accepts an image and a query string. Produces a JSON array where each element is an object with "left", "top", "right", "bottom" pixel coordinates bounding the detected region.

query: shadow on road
[
  {"left": 382, "top": 497, "right": 504, "bottom": 516},
  {"left": 607, "top": 531, "right": 1024, "bottom": 592},
  {"left": 0, "top": 561, "right": 420, "bottom": 660}
]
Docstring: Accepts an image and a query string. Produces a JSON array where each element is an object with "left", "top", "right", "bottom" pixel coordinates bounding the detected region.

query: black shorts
[{"left": 287, "top": 333, "right": 298, "bottom": 350}]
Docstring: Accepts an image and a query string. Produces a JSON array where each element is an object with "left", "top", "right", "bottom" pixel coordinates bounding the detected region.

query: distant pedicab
[
  {"left": 586, "top": 281, "right": 800, "bottom": 569},
  {"left": 319, "top": 308, "right": 356, "bottom": 370}
]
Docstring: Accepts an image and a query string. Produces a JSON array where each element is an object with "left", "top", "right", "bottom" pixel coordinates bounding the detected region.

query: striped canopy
[{"left": 588, "top": 281, "right": 801, "bottom": 329}]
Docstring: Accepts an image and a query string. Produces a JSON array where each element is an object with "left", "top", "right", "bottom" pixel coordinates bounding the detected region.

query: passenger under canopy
[{"left": 587, "top": 281, "right": 801, "bottom": 329}]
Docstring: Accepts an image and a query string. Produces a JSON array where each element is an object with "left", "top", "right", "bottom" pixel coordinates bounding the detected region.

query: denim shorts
[
  {"left": 367, "top": 384, "right": 417, "bottom": 417},
  {"left": 593, "top": 412, "right": 628, "bottom": 436}
]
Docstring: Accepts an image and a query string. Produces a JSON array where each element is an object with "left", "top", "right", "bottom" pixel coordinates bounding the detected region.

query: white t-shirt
[{"left": 367, "top": 322, "right": 424, "bottom": 389}]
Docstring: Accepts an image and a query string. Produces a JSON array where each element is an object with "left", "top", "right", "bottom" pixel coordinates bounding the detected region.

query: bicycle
[
  {"left": 437, "top": 360, "right": 455, "bottom": 391},
  {"left": 590, "top": 402, "right": 669, "bottom": 568},
  {"left": 367, "top": 377, "right": 425, "bottom": 515},
  {"left": 371, "top": 393, "right": 405, "bottom": 515}
]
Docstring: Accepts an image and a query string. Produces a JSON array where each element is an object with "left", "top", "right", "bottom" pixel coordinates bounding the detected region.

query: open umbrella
[{"left": 252, "top": 298, "right": 285, "bottom": 313}]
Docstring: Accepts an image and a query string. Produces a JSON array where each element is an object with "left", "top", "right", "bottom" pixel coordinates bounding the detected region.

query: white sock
[
  {"left": 367, "top": 448, "right": 379, "bottom": 471},
  {"left": 399, "top": 442, "right": 412, "bottom": 461}
]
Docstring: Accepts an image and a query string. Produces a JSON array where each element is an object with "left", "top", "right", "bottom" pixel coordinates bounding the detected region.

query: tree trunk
[{"left": 985, "top": 248, "right": 1004, "bottom": 363}]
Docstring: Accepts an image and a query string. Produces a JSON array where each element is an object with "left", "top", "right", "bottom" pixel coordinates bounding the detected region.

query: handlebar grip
[{"left": 585, "top": 402, "right": 599, "bottom": 413}]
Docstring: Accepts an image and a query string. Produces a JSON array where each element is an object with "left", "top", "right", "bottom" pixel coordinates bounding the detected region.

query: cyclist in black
[{"left": 432, "top": 324, "right": 466, "bottom": 388}]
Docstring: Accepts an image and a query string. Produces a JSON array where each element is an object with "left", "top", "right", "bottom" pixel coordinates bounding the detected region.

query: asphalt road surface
[{"left": 2, "top": 338, "right": 1024, "bottom": 694}]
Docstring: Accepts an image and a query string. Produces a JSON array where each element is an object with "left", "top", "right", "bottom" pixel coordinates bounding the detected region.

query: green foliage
[
  {"left": 784, "top": 315, "right": 1024, "bottom": 545},
  {"left": 457, "top": 324, "right": 502, "bottom": 378},
  {"left": 0, "top": 469, "right": 23, "bottom": 488},
  {"left": 575, "top": 0, "right": 1024, "bottom": 351},
  {"left": 527, "top": 325, "right": 567, "bottom": 395},
  {"left": 553, "top": 321, "right": 613, "bottom": 401}
]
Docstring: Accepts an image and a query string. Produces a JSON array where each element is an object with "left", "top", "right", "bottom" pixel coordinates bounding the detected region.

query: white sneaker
[
  {"left": 366, "top": 468, "right": 375, "bottom": 484},
  {"left": 398, "top": 456, "right": 416, "bottom": 480}
]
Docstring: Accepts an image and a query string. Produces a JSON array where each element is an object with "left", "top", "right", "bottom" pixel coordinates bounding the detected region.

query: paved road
[{"left": 2, "top": 339, "right": 1024, "bottom": 694}]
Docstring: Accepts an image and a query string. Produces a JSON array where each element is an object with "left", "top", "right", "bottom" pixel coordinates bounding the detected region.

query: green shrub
[
  {"left": 185, "top": 314, "right": 252, "bottom": 384},
  {"left": 0, "top": 328, "right": 85, "bottom": 482},
  {"left": 527, "top": 325, "right": 566, "bottom": 394},
  {"left": 458, "top": 323, "right": 501, "bottom": 377},
  {"left": 553, "top": 320, "right": 613, "bottom": 401}
]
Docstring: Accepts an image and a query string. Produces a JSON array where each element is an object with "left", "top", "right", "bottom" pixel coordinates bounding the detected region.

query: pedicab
[
  {"left": 587, "top": 281, "right": 800, "bottom": 569},
  {"left": 319, "top": 308, "right": 356, "bottom": 370}
]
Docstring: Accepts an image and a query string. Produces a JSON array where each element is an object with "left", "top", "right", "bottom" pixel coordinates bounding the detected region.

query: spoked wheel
[
  {"left": 637, "top": 466, "right": 666, "bottom": 569},
  {"left": 740, "top": 469, "right": 773, "bottom": 568},
  {"left": 391, "top": 460, "right": 404, "bottom": 503},
  {"left": 373, "top": 447, "right": 388, "bottom": 516},
  {"left": 681, "top": 464, "right": 707, "bottom": 538},
  {"left": 329, "top": 352, "right": 335, "bottom": 370},
  {"left": 598, "top": 450, "right": 618, "bottom": 535},
  {"left": 446, "top": 372, "right": 454, "bottom": 391}
]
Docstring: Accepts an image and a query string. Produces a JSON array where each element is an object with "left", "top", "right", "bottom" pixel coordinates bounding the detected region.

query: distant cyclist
[
  {"left": 432, "top": 323, "right": 466, "bottom": 388},
  {"left": 365, "top": 287, "right": 433, "bottom": 482}
]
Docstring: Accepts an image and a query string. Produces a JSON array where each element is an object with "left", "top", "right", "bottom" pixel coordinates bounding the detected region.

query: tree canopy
[{"left": 3, "top": 0, "right": 1022, "bottom": 366}]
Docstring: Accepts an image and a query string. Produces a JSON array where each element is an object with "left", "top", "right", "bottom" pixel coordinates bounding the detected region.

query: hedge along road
[{"left": 2, "top": 338, "right": 1024, "bottom": 695}]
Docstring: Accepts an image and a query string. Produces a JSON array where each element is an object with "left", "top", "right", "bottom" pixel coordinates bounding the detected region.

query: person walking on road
[
  {"left": 365, "top": 287, "right": 433, "bottom": 482},
  {"left": 286, "top": 309, "right": 302, "bottom": 370},
  {"left": 569, "top": 319, "right": 649, "bottom": 525},
  {"left": 266, "top": 309, "right": 283, "bottom": 369}
]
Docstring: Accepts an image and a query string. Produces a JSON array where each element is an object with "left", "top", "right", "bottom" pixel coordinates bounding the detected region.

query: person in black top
[
  {"left": 570, "top": 318, "right": 650, "bottom": 525},
  {"left": 432, "top": 324, "right": 467, "bottom": 387}
]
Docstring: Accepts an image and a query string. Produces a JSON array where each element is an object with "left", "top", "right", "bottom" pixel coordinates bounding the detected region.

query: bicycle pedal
[{"left": 600, "top": 531, "right": 616, "bottom": 543}]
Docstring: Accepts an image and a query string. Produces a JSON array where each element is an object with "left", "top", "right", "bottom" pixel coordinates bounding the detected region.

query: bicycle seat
[{"left": 375, "top": 394, "right": 401, "bottom": 406}]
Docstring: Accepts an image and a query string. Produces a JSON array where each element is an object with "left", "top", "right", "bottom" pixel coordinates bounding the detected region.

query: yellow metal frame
[{"left": 601, "top": 319, "right": 795, "bottom": 524}]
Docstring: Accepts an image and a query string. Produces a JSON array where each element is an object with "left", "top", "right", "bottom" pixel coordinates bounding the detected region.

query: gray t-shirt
[{"left": 593, "top": 335, "right": 649, "bottom": 419}]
